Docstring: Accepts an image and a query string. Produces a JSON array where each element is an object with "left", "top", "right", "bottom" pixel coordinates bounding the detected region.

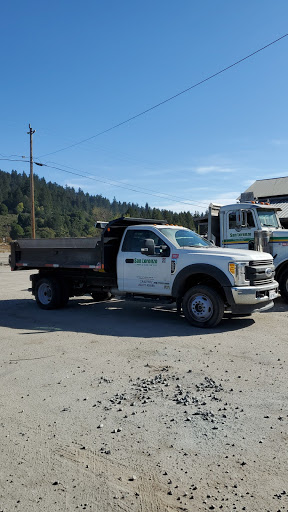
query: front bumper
[{"left": 226, "top": 280, "right": 279, "bottom": 315}]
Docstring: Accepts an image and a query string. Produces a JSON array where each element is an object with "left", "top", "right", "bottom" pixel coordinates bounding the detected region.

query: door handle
[{"left": 125, "top": 259, "right": 134, "bottom": 263}]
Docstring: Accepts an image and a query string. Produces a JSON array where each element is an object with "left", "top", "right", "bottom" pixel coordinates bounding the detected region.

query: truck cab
[
  {"left": 208, "top": 202, "right": 288, "bottom": 300},
  {"left": 109, "top": 219, "right": 279, "bottom": 327}
]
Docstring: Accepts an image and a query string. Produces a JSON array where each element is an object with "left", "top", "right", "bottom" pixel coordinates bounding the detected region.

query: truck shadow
[{"left": 0, "top": 296, "right": 265, "bottom": 337}]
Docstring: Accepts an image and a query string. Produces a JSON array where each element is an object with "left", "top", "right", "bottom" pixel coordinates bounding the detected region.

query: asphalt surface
[{"left": 0, "top": 262, "right": 287, "bottom": 512}]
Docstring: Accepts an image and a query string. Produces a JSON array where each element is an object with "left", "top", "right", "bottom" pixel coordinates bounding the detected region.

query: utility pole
[{"left": 27, "top": 124, "right": 36, "bottom": 239}]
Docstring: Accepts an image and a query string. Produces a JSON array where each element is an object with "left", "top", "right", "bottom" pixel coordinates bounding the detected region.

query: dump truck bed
[
  {"left": 10, "top": 237, "right": 102, "bottom": 271},
  {"left": 10, "top": 217, "right": 168, "bottom": 273}
]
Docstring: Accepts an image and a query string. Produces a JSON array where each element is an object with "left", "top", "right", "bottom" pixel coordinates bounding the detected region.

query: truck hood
[
  {"left": 269, "top": 229, "right": 288, "bottom": 240},
  {"left": 178, "top": 246, "right": 273, "bottom": 262}
]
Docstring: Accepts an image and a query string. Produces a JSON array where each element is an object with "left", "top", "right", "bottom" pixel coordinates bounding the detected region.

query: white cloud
[
  {"left": 65, "top": 182, "right": 84, "bottom": 189},
  {"left": 242, "top": 179, "right": 255, "bottom": 188},
  {"left": 157, "top": 201, "right": 207, "bottom": 214},
  {"left": 157, "top": 190, "right": 240, "bottom": 215},
  {"left": 271, "top": 139, "right": 288, "bottom": 146},
  {"left": 206, "top": 191, "right": 240, "bottom": 206},
  {"left": 195, "top": 166, "right": 235, "bottom": 175}
]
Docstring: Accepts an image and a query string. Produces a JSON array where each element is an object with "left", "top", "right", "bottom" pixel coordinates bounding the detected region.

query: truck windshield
[
  {"left": 257, "top": 209, "right": 280, "bottom": 228},
  {"left": 158, "top": 227, "right": 211, "bottom": 248}
]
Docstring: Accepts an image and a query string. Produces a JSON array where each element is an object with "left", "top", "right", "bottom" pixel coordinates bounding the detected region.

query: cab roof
[{"left": 220, "top": 203, "right": 282, "bottom": 212}]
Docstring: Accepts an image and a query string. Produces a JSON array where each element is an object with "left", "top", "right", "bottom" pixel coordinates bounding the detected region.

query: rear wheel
[
  {"left": 91, "top": 291, "right": 112, "bottom": 302},
  {"left": 182, "top": 285, "right": 224, "bottom": 328},
  {"left": 279, "top": 268, "right": 288, "bottom": 302},
  {"left": 35, "top": 277, "right": 62, "bottom": 310}
]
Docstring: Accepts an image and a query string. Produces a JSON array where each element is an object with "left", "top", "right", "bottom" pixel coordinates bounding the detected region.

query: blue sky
[{"left": 1, "top": 1, "right": 288, "bottom": 214}]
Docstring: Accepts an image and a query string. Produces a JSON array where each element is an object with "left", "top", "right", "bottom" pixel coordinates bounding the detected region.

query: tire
[
  {"left": 91, "top": 291, "right": 112, "bottom": 302},
  {"left": 35, "top": 277, "right": 62, "bottom": 310},
  {"left": 182, "top": 285, "right": 224, "bottom": 328},
  {"left": 279, "top": 268, "right": 288, "bottom": 302}
]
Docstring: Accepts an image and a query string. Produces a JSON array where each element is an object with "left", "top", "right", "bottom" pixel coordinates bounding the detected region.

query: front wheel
[
  {"left": 278, "top": 269, "right": 288, "bottom": 302},
  {"left": 182, "top": 285, "right": 224, "bottom": 328}
]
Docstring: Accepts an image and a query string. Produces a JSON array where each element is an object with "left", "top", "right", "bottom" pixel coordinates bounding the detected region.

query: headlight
[{"left": 229, "top": 262, "right": 249, "bottom": 286}]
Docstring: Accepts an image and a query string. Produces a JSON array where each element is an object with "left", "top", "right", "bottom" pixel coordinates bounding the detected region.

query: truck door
[
  {"left": 117, "top": 228, "right": 172, "bottom": 295},
  {"left": 223, "top": 209, "right": 256, "bottom": 249}
]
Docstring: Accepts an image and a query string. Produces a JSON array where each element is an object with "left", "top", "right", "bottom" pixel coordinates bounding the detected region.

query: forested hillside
[{"left": 0, "top": 169, "right": 204, "bottom": 239}]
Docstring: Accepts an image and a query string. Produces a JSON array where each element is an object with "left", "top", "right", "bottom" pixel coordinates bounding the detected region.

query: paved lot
[
  {"left": 0, "top": 251, "right": 9, "bottom": 266},
  {"left": 0, "top": 264, "right": 287, "bottom": 511}
]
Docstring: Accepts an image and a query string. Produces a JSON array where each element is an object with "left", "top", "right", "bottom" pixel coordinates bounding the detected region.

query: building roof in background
[
  {"left": 241, "top": 177, "right": 288, "bottom": 218},
  {"left": 268, "top": 201, "right": 288, "bottom": 219},
  {"left": 243, "top": 177, "right": 288, "bottom": 198}
]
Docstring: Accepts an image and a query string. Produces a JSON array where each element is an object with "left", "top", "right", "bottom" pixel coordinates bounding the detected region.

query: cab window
[
  {"left": 246, "top": 210, "right": 255, "bottom": 228},
  {"left": 228, "top": 210, "right": 255, "bottom": 229},
  {"left": 122, "top": 229, "right": 169, "bottom": 255},
  {"left": 228, "top": 212, "right": 237, "bottom": 229}
]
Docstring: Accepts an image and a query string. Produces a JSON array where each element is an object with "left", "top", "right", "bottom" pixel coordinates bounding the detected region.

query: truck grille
[
  {"left": 253, "top": 278, "right": 274, "bottom": 286},
  {"left": 246, "top": 261, "right": 275, "bottom": 285},
  {"left": 249, "top": 260, "right": 272, "bottom": 266}
]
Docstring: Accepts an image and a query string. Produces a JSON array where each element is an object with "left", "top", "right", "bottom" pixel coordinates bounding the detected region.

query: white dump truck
[{"left": 10, "top": 216, "right": 279, "bottom": 328}]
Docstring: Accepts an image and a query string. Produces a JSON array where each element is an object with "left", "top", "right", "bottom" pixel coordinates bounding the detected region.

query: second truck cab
[{"left": 208, "top": 202, "right": 288, "bottom": 300}]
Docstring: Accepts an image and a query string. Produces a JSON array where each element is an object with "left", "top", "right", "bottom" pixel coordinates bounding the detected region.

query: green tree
[
  {"left": 0, "top": 203, "right": 8, "bottom": 215},
  {"left": 38, "top": 227, "right": 56, "bottom": 238},
  {"left": 15, "top": 202, "right": 24, "bottom": 214},
  {"left": 10, "top": 222, "right": 24, "bottom": 239},
  {"left": 0, "top": 168, "right": 200, "bottom": 238}
]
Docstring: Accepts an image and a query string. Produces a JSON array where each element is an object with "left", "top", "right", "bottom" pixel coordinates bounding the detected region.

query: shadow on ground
[{"left": 0, "top": 295, "right": 263, "bottom": 338}]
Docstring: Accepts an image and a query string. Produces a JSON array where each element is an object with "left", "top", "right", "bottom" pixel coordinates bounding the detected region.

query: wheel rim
[
  {"left": 38, "top": 283, "right": 52, "bottom": 305},
  {"left": 188, "top": 293, "right": 213, "bottom": 322}
]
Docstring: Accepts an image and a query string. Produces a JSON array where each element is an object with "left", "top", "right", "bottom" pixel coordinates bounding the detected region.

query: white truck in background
[{"left": 208, "top": 197, "right": 288, "bottom": 301}]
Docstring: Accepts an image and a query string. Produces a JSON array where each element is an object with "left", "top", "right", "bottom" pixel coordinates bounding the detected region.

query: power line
[
  {"left": 39, "top": 32, "right": 288, "bottom": 158},
  {"left": 40, "top": 162, "right": 209, "bottom": 209},
  {"left": 0, "top": 153, "right": 28, "bottom": 159},
  {"left": 0, "top": 155, "right": 209, "bottom": 209},
  {"left": 0, "top": 157, "right": 29, "bottom": 163},
  {"left": 37, "top": 158, "right": 209, "bottom": 207}
]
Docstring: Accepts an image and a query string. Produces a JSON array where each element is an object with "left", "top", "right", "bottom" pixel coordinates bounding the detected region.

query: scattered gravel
[{"left": 0, "top": 267, "right": 287, "bottom": 512}]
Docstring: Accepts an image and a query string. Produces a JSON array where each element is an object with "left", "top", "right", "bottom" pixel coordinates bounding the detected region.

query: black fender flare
[{"left": 172, "top": 264, "right": 233, "bottom": 302}]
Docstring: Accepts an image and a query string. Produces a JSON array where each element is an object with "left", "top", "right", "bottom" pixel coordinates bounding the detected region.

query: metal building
[{"left": 241, "top": 177, "right": 288, "bottom": 228}]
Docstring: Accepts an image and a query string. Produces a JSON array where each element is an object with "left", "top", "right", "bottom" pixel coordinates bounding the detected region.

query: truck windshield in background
[
  {"left": 257, "top": 209, "right": 281, "bottom": 228},
  {"left": 158, "top": 227, "right": 211, "bottom": 248}
]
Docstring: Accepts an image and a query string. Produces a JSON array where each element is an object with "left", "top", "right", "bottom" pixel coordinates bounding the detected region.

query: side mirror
[{"left": 141, "top": 239, "right": 155, "bottom": 255}]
